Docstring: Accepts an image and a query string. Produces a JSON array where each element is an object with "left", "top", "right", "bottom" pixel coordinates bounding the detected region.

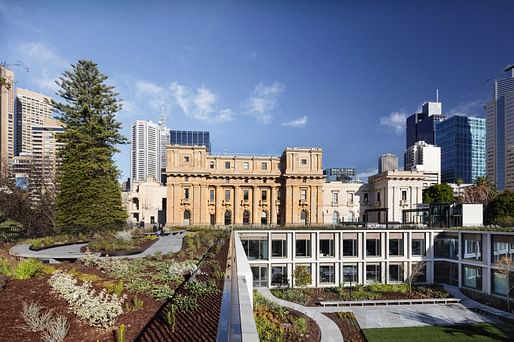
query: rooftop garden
[{"left": 0, "top": 228, "right": 230, "bottom": 342}]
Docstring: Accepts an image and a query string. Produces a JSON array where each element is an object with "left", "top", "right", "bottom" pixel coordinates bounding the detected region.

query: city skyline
[{"left": 2, "top": 0, "right": 514, "bottom": 180}]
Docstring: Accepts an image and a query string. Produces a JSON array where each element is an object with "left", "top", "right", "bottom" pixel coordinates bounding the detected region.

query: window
[
  {"left": 209, "top": 189, "right": 215, "bottom": 202},
  {"left": 262, "top": 162, "right": 267, "bottom": 170},
  {"left": 271, "top": 234, "right": 287, "bottom": 258},
  {"left": 261, "top": 211, "right": 268, "bottom": 225},
  {"left": 332, "top": 191, "right": 339, "bottom": 204},
  {"left": 183, "top": 210, "right": 191, "bottom": 225},
  {"left": 319, "top": 233, "right": 335, "bottom": 257},
  {"left": 295, "top": 234, "right": 311, "bottom": 257},
  {"left": 251, "top": 266, "right": 268, "bottom": 287},
  {"left": 150, "top": 216, "right": 155, "bottom": 224},
  {"left": 343, "top": 236, "right": 357, "bottom": 257},
  {"left": 363, "top": 192, "right": 369, "bottom": 203},
  {"left": 300, "top": 210, "right": 308, "bottom": 225},
  {"left": 209, "top": 161, "right": 215, "bottom": 169},
  {"left": 434, "top": 233, "right": 459, "bottom": 259},
  {"left": 332, "top": 211, "right": 339, "bottom": 224},
  {"left": 492, "top": 235, "right": 514, "bottom": 262},
  {"left": 366, "top": 234, "right": 381, "bottom": 257},
  {"left": 377, "top": 192, "right": 381, "bottom": 202},
  {"left": 241, "top": 236, "right": 268, "bottom": 260},
  {"left": 243, "top": 210, "right": 251, "bottom": 225},
  {"left": 366, "top": 264, "right": 381, "bottom": 284},
  {"left": 412, "top": 238, "right": 426, "bottom": 256},
  {"left": 401, "top": 190, "right": 407, "bottom": 201},
  {"left": 463, "top": 234, "right": 482, "bottom": 261},
  {"left": 389, "top": 264, "right": 403, "bottom": 282},
  {"left": 243, "top": 161, "right": 249, "bottom": 170},
  {"left": 225, "top": 190, "right": 230, "bottom": 202},
  {"left": 184, "top": 188, "right": 190, "bottom": 200},
  {"left": 343, "top": 265, "right": 358, "bottom": 283},
  {"left": 271, "top": 265, "right": 288, "bottom": 286},
  {"left": 492, "top": 270, "right": 514, "bottom": 297},
  {"left": 462, "top": 265, "right": 482, "bottom": 290},
  {"left": 225, "top": 161, "right": 230, "bottom": 169},
  {"left": 224, "top": 210, "right": 232, "bottom": 225},
  {"left": 349, "top": 192, "right": 354, "bottom": 203},
  {"left": 300, "top": 189, "right": 307, "bottom": 201},
  {"left": 319, "top": 264, "right": 335, "bottom": 284},
  {"left": 301, "top": 158, "right": 307, "bottom": 165},
  {"left": 243, "top": 190, "right": 249, "bottom": 201},
  {"left": 184, "top": 155, "right": 190, "bottom": 162},
  {"left": 388, "top": 234, "right": 404, "bottom": 256}
]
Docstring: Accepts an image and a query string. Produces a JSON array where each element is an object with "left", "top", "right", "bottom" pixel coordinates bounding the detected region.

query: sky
[{"left": 2, "top": 0, "right": 514, "bottom": 181}]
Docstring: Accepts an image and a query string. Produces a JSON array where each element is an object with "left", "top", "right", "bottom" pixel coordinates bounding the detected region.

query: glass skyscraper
[
  {"left": 406, "top": 101, "right": 446, "bottom": 149},
  {"left": 436, "top": 116, "right": 486, "bottom": 184},
  {"left": 170, "top": 130, "right": 211, "bottom": 152}
]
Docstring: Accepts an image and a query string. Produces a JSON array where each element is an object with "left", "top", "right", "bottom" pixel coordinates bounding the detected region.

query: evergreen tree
[
  {"left": 422, "top": 183, "right": 454, "bottom": 204},
  {"left": 52, "top": 60, "right": 127, "bottom": 232}
]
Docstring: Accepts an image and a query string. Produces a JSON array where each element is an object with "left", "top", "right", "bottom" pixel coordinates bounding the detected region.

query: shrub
[
  {"left": 115, "top": 230, "right": 132, "bottom": 242},
  {"left": 367, "top": 282, "right": 408, "bottom": 293},
  {"left": 151, "top": 284, "right": 174, "bottom": 301},
  {"left": 41, "top": 315, "right": 69, "bottom": 342},
  {"left": 48, "top": 271, "right": 125, "bottom": 328},
  {"left": 294, "top": 317, "right": 307, "bottom": 335},
  {"left": 21, "top": 301, "right": 69, "bottom": 342},
  {"left": 294, "top": 265, "right": 312, "bottom": 287},
  {"left": 1, "top": 258, "right": 47, "bottom": 280},
  {"left": 271, "top": 288, "right": 310, "bottom": 305},
  {"left": 125, "top": 295, "right": 144, "bottom": 312}
]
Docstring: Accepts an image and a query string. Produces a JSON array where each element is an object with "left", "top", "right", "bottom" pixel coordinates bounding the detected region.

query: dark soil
[
  {"left": 284, "top": 308, "right": 321, "bottom": 342},
  {"left": 324, "top": 312, "right": 367, "bottom": 342},
  {"left": 136, "top": 237, "right": 230, "bottom": 341}
]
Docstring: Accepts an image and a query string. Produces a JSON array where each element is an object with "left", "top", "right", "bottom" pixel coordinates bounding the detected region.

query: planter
[{"left": 80, "top": 238, "right": 158, "bottom": 256}]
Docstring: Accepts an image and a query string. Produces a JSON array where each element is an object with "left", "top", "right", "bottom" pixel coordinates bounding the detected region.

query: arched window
[
  {"left": 261, "top": 211, "right": 268, "bottom": 225},
  {"left": 300, "top": 210, "right": 308, "bottom": 225},
  {"left": 243, "top": 210, "right": 251, "bottom": 225},
  {"left": 332, "top": 211, "right": 339, "bottom": 224},
  {"left": 184, "top": 210, "right": 191, "bottom": 225},
  {"left": 224, "top": 210, "right": 232, "bottom": 225}
]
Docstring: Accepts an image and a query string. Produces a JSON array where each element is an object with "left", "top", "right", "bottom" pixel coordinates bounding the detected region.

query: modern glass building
[
  {"left": 486, "top": 64, "right": 514, "bottom": 191},
  {"left": 406, "top": 101, "right": 446, "bottom": 149},
  {"left": 170, "top": 130, "right": 211, "bottom": 152},
  {"left": 435, "top": 115, "right": 486, "bottom": 183}
]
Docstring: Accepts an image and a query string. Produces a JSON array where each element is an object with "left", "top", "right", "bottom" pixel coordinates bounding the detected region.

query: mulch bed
[
  {"left": 284, "top": 308, "right": 321, "bottom": 342},
  {"left": 0, "top": 233, "right": 230, "bottom": 342},
  {"left": 324, "top": 312, "right": 367, "bottom": 342},
  {"left": 136, "top": 237, "right": 230, "bottom": 341}
]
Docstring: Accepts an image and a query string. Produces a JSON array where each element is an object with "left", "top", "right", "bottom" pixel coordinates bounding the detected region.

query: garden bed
[
  {"left": 81, "top": 237, "right": 158, "bottom": 256},
  {"left": 272, "top": 283, "right": 451, "bottom": 307},
  {"left": 0, "top": 229, "right": 230, "bottom": 342},
  {"left": 324, "top": 312, "right": 367, "bottom": 342},
  {"left": 460, "top": 287, "right": 514, "bottom": 315},
  {"left": 27, "top": 234, "right": 91, "bottom": 251}
]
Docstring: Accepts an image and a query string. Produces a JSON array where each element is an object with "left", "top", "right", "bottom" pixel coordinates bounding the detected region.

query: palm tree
[
  {"left": 464, "top": 176, "right": 497, "bottom": 205},
  {"left": 455, "top": 178, "right": 464, "bottom": 202}
]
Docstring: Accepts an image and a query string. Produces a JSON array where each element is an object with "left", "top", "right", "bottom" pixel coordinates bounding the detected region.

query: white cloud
[
  {"left": 244, "top": 81, "right": 285, "bottom": 124},
  {"left": 379, "top": 110, "right": 407, "bottom": 134},
  {"left": 449, "top": 100, "right": 483, "bottom": 117},
  {"left": 356, "top": 168, "right": 378, "bottom": 180},
  {"left": 170, "top": 82, "right": 233, "bottom": 123},
  {"left": 135, "top": 80, "right": 168, "bottom": 111},
  {"left": 282, "top": 115, "right": 308, "bottom": 128},
  {"left": 14, "top": 41, "right": 68, "bottom": 94}
]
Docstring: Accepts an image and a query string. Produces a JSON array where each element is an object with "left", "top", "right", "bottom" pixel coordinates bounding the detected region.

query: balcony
[
  {"left": 331, "top": 201, "right": 339, "bottom": 207},
  {"left": 180, "top": 198, "right": 190, "bottom": 205},
  {"left": 299, "top": 199, "right": 308, "bottom": 206}
]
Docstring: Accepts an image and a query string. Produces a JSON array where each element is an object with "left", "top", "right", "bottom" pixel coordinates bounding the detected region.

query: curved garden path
[
  {"left": 257, "top": 287, "right": 344, "bottom": 342},
  {"left": 9, "top": 231, "right": 185, "bottom": 260}
]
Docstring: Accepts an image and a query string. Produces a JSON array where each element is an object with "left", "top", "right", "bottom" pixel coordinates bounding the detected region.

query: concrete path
[
  {"left": 9, "top": 231, "right": 185, "bottom": 260},
  {"left": 257, "top": 288, "right": 344, "bottom": 342},
  {"left": 443, "top": 284, "right": 514, "bottom": 321},
  {"left": 352, "top": 303, "right": 494, "bottom": 329}
]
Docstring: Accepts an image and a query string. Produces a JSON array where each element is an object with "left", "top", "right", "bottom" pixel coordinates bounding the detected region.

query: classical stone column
[
  {"left": 215, "top": 185, "right": 223, "bottom": 225},
  {"left": 193, "top": 184, "right": 200, "bottom": 225},
  {"left": 270, "top": 186, "right": 276, "bottom": 225},
  {"left": 253, "top": 185, "right": 259, "bottom": 224},
  {"left": 233, "top": 185, "right": 239, "bottom": 225}
]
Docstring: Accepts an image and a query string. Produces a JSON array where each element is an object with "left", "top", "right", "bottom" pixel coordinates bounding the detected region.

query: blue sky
[{"left": 2, "top": 0, "right": 514, "bottom": 180}]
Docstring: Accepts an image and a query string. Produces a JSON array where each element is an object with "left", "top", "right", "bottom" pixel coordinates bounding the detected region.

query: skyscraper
[
  {"left": 0, "top": 66, "right": 15, "bottom": 169},
  {"left": 404, "top": 141, "right": 441, "bottom": 184},
  {"left": 15, "top": 88, "right": 53, "bottom": 155},
  {"left": 170, "top": 130, "right": 211, "bottom": 151},
  {"left": 378, "top": 153, "right": 398, "bottom": 173},
  {"left": 131, "top": 120, "right": 161, "bottom": 185},
  {"left": 406, "top": 101, "right": 446, "bottom": 149},
  {"left": 486, "top": 64, "right": 514, "bottom": 191},
  {"left": 436, "top": 115, "right": 486, "bottom": 184}
]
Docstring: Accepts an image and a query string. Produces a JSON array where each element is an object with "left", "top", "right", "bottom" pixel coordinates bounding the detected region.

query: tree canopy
[
  {"left": 53, "top": 60, "right": 127, "bottom": 232},
  {"left": 484, "top": 190, "right": 514, "bottom": 226},
  {"left": 422, "top": 183, "right": 454, "bottom": 204}
]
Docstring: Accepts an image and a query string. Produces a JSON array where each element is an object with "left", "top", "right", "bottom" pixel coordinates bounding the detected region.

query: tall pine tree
[{"left": 53, "top": 60, "right": 127, "bottom": 232}]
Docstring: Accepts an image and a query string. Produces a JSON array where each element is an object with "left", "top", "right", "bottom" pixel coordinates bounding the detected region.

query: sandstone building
[{"left": 165, "top": 145, "right": 324, "bottom": 226}]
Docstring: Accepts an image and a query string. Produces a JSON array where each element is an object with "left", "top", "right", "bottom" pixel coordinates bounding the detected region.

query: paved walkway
[
  {"left": 9, "top": 231, "right": 185, "bottom": 260},
  {"left": 443, "top": 284, "right": 514, "bottom": 321},
  {"left": 257, "top": 288, "right": 344, "bottom": 342}
]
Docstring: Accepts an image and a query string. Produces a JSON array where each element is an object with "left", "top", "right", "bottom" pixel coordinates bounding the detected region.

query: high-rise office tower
[
  {"left": 15, "top": 88, "right": 53, "bottom": 155},
  {"left": 436, "top": 115, "right": 485, "bottom": 184},
  {"left": 0, "top": 66, "right": 15, "bottom": 169},
  {"left": 404, "top": 141, "right": 441, "bottom": 184},
  {"left": 486, "top": 64, "right": 514, "bottom": 191},
  {"left": 170, "top": 130, "right": 211, "bottom": 151},
  {"left": 158, "top": 117, "right": 170, "bottom": 175},
  {"left": 378, "top": 153, "right": 398, "bottom": 173},
  {"left": 131, "top": 120, "right": 160, "bottom": 185},
  {"left": 406, "top": 101, "right": 446, "bottom": 149},
  {"left": 31, "top": 118, "right": 64, "bottom": 195}
]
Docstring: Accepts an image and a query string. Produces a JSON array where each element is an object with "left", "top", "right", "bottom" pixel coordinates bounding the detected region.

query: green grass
[{"left": 364, "top": 323, "right": 514, "bottom": 342}]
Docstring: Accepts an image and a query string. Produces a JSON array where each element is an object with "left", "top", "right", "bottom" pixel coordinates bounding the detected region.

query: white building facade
[
  {"left": 126, "top": 177, "right": 167, "bottom": 227},
  {"left": 404, "top": 140, "right": 441, "bottom": 185},
  {"left": 322, "top": 181, "right": 363, "bottom": 224},
  {"left": 131, "top": 120, "right": 161, "bottom": 186}
]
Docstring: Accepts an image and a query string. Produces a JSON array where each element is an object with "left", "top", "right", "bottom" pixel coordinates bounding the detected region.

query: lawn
[{"left": 364, "top": 323, "right": 514, "bottom": 342}]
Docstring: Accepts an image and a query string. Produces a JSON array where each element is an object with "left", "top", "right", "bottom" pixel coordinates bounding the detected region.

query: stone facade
[
  {"left": 165, "top": 145, "right": 324, "bottom": 226},
  {"left": 321, "top": 181, "right": 363, "bottom": 224},
  {"left": 127, "top": 177, "right": 167, "bottom": 228}
]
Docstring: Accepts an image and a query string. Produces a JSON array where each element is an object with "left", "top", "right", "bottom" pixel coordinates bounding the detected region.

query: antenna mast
[
  {"left": 436, "top": 88, "right": 439, "bottom": 102},
  {"left": 160, "top": 105, "right": 166, "bottom": 128}
]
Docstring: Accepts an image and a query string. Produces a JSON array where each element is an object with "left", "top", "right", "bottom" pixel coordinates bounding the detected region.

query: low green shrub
[
  {"left": 0, "top": 258, "right": 46, "bottom": 280},
  {"left": 271, "top": 288, "right": 310, "bottom": 305},
  {"left": 151, "top": 284, "right": 174, "bottom": 301},
  {"left": 367, "top": 282, "right": 409, "bottom": 293},
  {"left": 294, "top": 317, "right": 308, "bottom": 335}
]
